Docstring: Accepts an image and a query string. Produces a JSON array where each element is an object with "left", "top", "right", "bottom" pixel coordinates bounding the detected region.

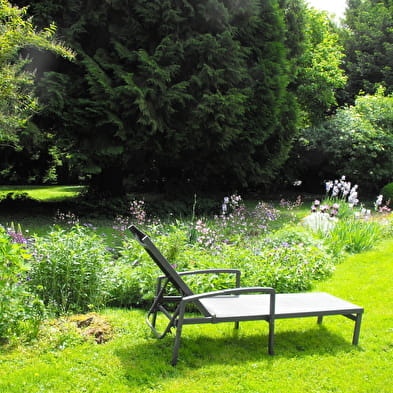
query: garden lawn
[
  {"left": 1, "top": 240, "right": 392, "bottom": 393},
  {"left": 0, "top": 185, "right": 84, "bottom": 202}
]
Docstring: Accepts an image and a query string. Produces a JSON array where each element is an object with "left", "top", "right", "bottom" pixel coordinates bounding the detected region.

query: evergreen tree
[
  {"left": 14, "top": 0, "right": 299, "bottom": 194},
  {"left": 343, "top": 0, "right": 393, "bottom": 101}
]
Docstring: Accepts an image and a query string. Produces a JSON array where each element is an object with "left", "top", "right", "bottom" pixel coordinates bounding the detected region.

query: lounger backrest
[{"left": 129, "top": 225, "right": 194, "bottom": 296}]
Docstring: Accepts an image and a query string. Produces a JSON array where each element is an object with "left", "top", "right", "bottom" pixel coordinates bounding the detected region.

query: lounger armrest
[
  {"left": 182, "top": 286, "right": 275, "bottom": 302},
  {"left": 178, "top": 269, "right": 241, "bottom": 285},
  {"left": 181, "top": 287, "right": 276, "bottom": 316},
  {"left": 158, "top": 269, "right": 241, "bottom": 289},
  {"left": 158, "top": 269, "right": 241, "bottom": 279},
  {"left": 177, "top": 269, "right": 241, "bottom": 276}
]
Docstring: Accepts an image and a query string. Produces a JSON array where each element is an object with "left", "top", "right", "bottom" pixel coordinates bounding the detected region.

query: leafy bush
[
  {"left": 106, "top": 246, "right": 151, "bottom": 308},
  {"left": 0, "top": 226, "right": 45, "bottom": 342},
  {"left": 286, "top": 91, "right": 393, "bottom": 191},
  {"left": 248, "top": 245, "right": 333, "bottom": 292},
  {"left": 263, "top": 224, "right": 324, "bottom": 249},
  {"left": 109, "top": 225, "right": 334, "bottom": 306},
  {"left": 381, "top": 182, "right": 393, "bottom": 202},
  {"left": 30, "top": 225, "right": 112, "bottom": 314},
  {"left": 107, "top": 226, "right": 190, "bottom": 307}
]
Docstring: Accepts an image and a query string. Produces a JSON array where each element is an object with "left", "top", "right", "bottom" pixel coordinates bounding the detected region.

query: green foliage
[
  {"left": 0, "top": 226, "right": 44, "bottom": 341},
  {"left": 107, "top": 226, "right": 190, "bottom": 307},
  {"left": 0, "top": 191, "right": 32, "bottom": 203},
  {"left": 343, "top": 0, "right": 393, "bottom": 100},
  {"left": 108, "top": 222, "right": 334, "bottom": 306},
  {"left": 0, "top": 0, "right": 73, "bottom": 147},
  {"left": 286, "top": 90, "right": 393, "bottom": 190},
  {"left": 29, "top": 225, "right": 111, "bottom": 314},
  {"left": 381, "top": 182, "right": 393, "bottom": 201},
  {"left": 243, "top": 242, "right": 334, "bottom": 292},
  {"left": 294, "top": 7, "right": 346, "bottom": 126},
  {"left": 263, "top": 223, "right": 324, "bottom": 248}
]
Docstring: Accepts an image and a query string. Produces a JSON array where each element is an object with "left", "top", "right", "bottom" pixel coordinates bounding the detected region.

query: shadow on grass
[{"left": 114, "top": 326, "right": 361, "bottom": 387}]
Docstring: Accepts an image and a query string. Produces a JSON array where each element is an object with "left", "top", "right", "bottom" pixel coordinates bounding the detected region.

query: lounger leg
[
  {"left": 352, "top": 313, "right": 362, "bottom": 345},
  {"left": 172, "top": 325, "right": 183, "bottom": 366},
  {"left": 317, "top": 315, "right": 323, "bottom": 324},
  {"left": 172, "top": 303, "right": 186, "bottom": 366},
  {"left": 268, "top": 318, "right": 275, "bottom": 355},
  {"left": 151, "top": 310, "right": 157, "bottom": 328}
]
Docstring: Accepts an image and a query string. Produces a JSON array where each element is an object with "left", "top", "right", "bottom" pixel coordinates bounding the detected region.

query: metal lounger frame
[{"left": 129, "top": 225, "right": 364, "bottom": 365}]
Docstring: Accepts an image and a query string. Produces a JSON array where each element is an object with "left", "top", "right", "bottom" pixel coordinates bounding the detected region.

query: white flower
[{"left": 332, "top": 186, "right": 339, "bottom": 197}]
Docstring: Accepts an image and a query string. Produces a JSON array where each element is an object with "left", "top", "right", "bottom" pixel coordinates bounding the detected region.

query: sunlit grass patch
[{"left": 0, "top": 185, "right": 85, "bottom": 202}]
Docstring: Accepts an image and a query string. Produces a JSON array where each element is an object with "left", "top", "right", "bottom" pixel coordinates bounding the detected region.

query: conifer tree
[
  {"left": 343, "top": 0, "right": 393, "bottom": 100},
  {"left": 14, "top": 0, "right": 300, "bottom": 193}
]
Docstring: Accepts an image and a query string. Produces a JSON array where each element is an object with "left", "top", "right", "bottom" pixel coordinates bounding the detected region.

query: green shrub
[
  {"left": 0, "top": 227, "right": 45, "bottom": 342},
  {"left": 263, "top": 224, "right": 324, "bottom": 248},
  {"left": 110, "top": 226, "right": 334, "bottom": 306},
  {"left": 0, "top": 191, "right": 31, "bottom": 201},
  {"left": 106, "top": 244, "right": 158, "bottom": 307},
  {"left": 107, "top": 226, "right": 191, "bottom": 307},
  {"left": 286, "top": 92, "right": 393, "bottom": 190},
  {"left": 381, "top": 182, "right": 393, "bottom": 201},
  {"left": 30, "top": 225, "right": 112, "bottom": 314},
  {"left": 239, "top": 242, "right": 334, "bottom": 292}
]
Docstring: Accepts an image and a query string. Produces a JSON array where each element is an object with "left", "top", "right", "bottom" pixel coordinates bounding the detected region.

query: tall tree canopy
[
  {"left": 13, "top": 0, "right": 300, "bottom": 194},
  {"left": 342, "top": 0, "right": 393, "bottom": 101},
  {"left": 295, "top": 7, "right": 346, "bottom": 126}
]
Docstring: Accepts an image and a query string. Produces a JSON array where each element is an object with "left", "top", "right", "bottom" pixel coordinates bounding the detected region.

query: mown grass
[
  {"left": 0, "top": 185, "right": 84, "bottom": 202},
  {"left": 0, "top": 239, "right": 392, "bottom": 393}
]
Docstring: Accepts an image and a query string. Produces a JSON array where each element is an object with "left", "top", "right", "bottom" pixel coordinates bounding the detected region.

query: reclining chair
[{"left": 129, "top": 225, "right": 363, "bottom": 365}]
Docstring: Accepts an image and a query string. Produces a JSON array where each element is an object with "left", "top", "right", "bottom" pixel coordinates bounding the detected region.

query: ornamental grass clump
[
  {"left": 30, "top": 225, "right": 112, "bottom": 314},
  {"left": 326, "top": 218, "right": 383, "bottom": 255}
]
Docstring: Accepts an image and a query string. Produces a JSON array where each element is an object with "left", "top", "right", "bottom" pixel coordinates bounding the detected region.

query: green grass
[
  {"left": 0, "top": 239, "right": 392, "bottom": 392},
  {"left": 0, "top": 185, "right": 84, "bottom": 202}
]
